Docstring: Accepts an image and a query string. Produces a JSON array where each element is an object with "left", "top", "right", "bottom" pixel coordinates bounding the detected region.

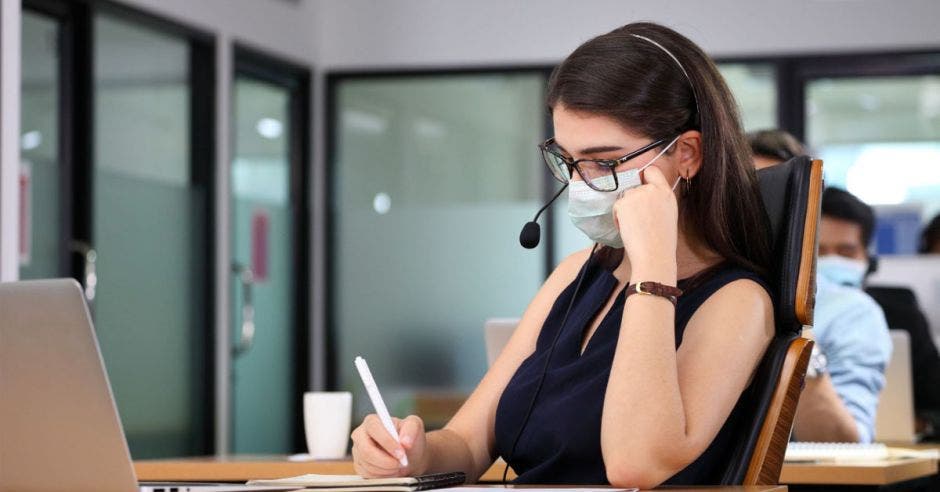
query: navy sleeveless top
[{"left": 494, "top": 254, "right": 769, "bottom": 485}]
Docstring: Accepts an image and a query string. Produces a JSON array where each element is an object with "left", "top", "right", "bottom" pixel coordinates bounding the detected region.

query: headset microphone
[{"left": 519, "top": 184, "right": 568, "bottom": 249}]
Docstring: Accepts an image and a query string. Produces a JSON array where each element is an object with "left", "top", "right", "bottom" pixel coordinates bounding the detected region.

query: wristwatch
[
  {"left": 805, "top": 344, "right": 828, "bottom": 379},
  {"left": 624, "top": 281, "right": 683, "bottom": 306}
]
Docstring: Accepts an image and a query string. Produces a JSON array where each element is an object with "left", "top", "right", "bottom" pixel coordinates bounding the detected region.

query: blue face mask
[{"left": 817, "top": 255, "right": 867, "bottom": 288}]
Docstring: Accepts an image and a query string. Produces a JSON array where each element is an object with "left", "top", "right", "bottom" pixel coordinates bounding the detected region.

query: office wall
[{"left": 311, "top": 0, "right": 940, "bottom": 69}]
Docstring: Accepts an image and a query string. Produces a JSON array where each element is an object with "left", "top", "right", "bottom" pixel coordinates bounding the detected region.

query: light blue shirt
[{"left": 811, "top": 275, "right": 892, "bottom": 443}]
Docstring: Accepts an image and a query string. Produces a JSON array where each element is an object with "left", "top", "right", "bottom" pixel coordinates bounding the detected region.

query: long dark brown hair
[{"left": 547, "top": 22, "right": 772, "bottom": 278}]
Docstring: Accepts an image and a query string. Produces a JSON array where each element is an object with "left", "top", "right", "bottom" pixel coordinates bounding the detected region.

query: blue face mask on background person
[
  {"left": 817, "top": 254, "right": 868, "bottom": 288},
  {"left": 567, "top": 137, "right": 679, "bottom": 248}
]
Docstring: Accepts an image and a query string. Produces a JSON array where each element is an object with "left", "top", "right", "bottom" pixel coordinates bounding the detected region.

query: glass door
[{"left": 230, "top": 50, "right": 309, "bottom": 453}]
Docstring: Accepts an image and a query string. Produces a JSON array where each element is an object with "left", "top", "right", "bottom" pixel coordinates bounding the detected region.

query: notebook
[
  {"left": 785, "top": 442, "right": 940, "bottom": 462},
  {"left": 246, "top": 472, "right": 466, "bottom": 491}
]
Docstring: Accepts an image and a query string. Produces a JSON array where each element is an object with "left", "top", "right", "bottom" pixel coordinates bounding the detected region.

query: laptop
[
  {"left": 483, "top": 318, "right": 519, "bottom": 367},
  {"left": 0, "top": 279, "right": 290, "bottom": 492},
  {"left": 874, "top": 330, "right": 916, "bottom": 443}
]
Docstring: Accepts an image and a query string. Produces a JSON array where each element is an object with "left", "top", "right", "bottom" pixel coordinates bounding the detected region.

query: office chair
[{"left": 720, "top": 156, "right": 822, "bottom": 485}]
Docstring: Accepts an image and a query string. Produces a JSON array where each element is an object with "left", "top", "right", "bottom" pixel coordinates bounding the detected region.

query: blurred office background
[{"left": 1, "top": 0, "right": 939, "bottom": 458}]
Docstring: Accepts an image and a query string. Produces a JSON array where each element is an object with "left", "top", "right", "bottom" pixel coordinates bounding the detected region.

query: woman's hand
[
  {"left": 351, "top": 414, "right": 427, "bottom": 478},
  {"left": 612, "top": 165, "right": 679, "bottom": 281}
]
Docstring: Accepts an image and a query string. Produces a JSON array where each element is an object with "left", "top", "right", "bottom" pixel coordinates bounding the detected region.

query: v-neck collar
[{"left": 560, "top": 268, "right": 620, "bottom": 359}]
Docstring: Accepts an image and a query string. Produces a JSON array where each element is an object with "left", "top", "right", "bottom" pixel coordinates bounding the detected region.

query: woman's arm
[
  {"left": 352, "top": 247, "right": 593, "bottom": 481},
  {"left": 601, "top": 278, "right": 774, "bottom": 488},
  {"left": 791, "top": 373, "right": 860, "bottom": 442},
  {"left": 602, "top": 167, "right": 774, "bottom": 488}
]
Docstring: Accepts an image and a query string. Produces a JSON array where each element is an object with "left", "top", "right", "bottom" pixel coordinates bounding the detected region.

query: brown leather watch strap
[{"left": 625, "top": 281, "right": 683, "bottom": 306}]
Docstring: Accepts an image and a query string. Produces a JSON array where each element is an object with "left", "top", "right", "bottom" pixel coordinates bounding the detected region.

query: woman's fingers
[
  {"left": 363, "top": 414, "right": 407, "bottom": 462},
  {"left": 641, "top": 164, "right": 670, "bottom": 189},
  {"left": 354, "top": 439, "right": 402, "bottom": 476},
  {"left": 351, "top": 421, "right": 404, "bottom": 478},
  {"left": 398, "top": 415, "right": 424, "bottom": 448}
]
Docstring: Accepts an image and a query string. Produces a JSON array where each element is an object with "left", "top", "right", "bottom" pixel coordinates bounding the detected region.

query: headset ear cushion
[{"left": 867, "top": 255, "right": 879, "bottom": 276}]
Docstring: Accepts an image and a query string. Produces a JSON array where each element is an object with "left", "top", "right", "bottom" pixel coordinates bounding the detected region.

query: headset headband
[{"left": 631, "top": 33, "right": 701, "bottom": 121}]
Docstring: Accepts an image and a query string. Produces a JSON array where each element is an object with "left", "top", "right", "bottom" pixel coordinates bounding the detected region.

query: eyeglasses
[{"left": 538, "top": 136, "right": 674, "bottom": 192}]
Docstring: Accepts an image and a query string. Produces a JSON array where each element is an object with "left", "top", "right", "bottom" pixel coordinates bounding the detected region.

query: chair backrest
[
  {"left": 721, "top": 156, "right": 823, "bottom": 485},
  {"left": 742, "top": 336, "right": 813, "bottom": 484}
]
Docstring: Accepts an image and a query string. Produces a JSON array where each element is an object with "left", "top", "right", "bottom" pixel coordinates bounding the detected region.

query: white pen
[{"left": 354, "top": 356, "right": 409, "bottom": 467}]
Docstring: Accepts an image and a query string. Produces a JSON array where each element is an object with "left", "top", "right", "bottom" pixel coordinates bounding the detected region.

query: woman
[{"left": 350, "top": 22, "right": 775, "bottom": 488}]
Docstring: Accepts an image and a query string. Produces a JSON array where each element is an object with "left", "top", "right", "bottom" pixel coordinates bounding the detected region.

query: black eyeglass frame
[{"left": 538, "top": 136, "right": 675, "bottom": 192}]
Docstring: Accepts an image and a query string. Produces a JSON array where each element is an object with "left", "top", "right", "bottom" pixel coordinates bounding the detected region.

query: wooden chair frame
[{"left": 742, "top": 159, "right": 824, "bottom": 485}]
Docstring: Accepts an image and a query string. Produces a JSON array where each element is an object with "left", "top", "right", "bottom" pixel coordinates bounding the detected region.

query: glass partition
[
  {"left": 717, "top": 63, "right": 778, "bottom": 132},
  {"left": 331, "top": 73, "right": 547, "bottom": 426},
  {"left": 19, "top": 11, "right": 61, "bottom": 279},
  {"left": 806, "top": 75, "right": 940, "bottom": 253},
  {"left": 92, "top": 13, "right": 210, "bottom": 457}
]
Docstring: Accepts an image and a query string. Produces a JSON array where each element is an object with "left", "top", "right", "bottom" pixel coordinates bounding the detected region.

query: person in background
[
  {"left": 748, "top": 129, "right": 806, "bottom": 169},
  {"left": 749, "top": 130, "right": 890, "bottom": 442},
  {"left": 809, "top": 188, "right": 892, "bottom": 442},
  {"left": 922, "top": 213, "right": 940, "bottom": 254},
  {"left": 824, "top": 193, "right": 940, "bottom": 441}
]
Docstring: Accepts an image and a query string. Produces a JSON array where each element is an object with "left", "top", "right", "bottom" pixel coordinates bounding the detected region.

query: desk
[
  {"left": 133, "top": 457, "right": 785, "bottom": 491},
  {"left": 134, "top": 455, "right": 354, "bottom": 482},
  {"left": 136, "top": 454, "right": 939, "bottom": 490},
  {"left": 780, "top": 457, "right": 937, "bottom": 491}
]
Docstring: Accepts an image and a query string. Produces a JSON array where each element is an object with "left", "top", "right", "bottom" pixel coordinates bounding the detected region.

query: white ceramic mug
[{"left": 303, "top": 391, "right": 353, "bottom": 459}]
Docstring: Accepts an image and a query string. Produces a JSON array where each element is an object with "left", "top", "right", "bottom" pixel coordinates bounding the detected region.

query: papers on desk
[
  {"left": 247, "top": 473, "right": 635, "bottom": 492},
  {"left": 785, "top": 442, "right": 940, "bottom": 462},
  {"left": 247, "top": 472, "right": 466, "bottom": 491}
]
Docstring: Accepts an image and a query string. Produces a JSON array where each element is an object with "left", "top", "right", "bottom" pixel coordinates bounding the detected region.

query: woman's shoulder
[
  {"left": 683, "top": 263, "right": 771, "bottom": 300},
  {"left": 679, "top": 265, "right": 775, "bottom": 344},
  {"left": 678, "top": 263, "right": 774, "bottom": 330}
]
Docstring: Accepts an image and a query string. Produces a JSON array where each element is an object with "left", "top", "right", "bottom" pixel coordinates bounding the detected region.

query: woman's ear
[{"left": 677, "top": 130, "right": 703, "bottom": 179}]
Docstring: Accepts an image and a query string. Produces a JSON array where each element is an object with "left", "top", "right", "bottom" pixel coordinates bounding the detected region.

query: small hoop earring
[{"left": 684, "top": 175, "right": 692, "bottom": 195}]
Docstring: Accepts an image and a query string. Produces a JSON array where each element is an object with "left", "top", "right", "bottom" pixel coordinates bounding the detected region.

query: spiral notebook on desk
[{"left": 246, "top": 472, "right": 466, "bottom": 491}]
